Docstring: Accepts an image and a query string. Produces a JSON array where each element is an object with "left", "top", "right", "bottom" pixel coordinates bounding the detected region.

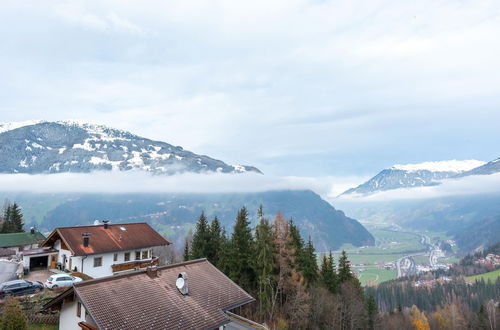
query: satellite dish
[
  {"left": 176, "top": 272, "right": 188, "bottom": 295},
  {"left": 176, "top": 277, "right": 185, "bottom": 289},
  {"left": 93, "top": 220, "right": 100, "bottom": 225}
]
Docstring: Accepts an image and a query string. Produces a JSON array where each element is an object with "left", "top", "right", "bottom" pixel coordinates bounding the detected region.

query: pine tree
[
  {"left": 191, "top": 212, "right": 210, "bottom": 259},
  {"left": 366, "top": 294, "right": 378, "bottom": 330},
  {"left": 9, "top": 203, "right": 24, "bottom": 233},
  {"left": 338, "top": 250, "right": 353, "bottom": 284},
  {"left": 320, "top": 251, "right": 338, "bottom": 293},
  {"left": 217, "top": 228, "right": 231, "bottom": 274},
  {"left": 1, "top": 204, "right": 12, "bottom": 233},
  {"left": 183, "top": 237, "right": 190, "bottom": 261},
  {"left": 301, "top": 236, "right": 318, "bottom": 286},
  {"left": 0, "top": 297, "right": 27, "bottom": 330},
  {"left": 208, "top": 216, "right": 222, "bottom": 265},
  {"left": 254, "top": 207, "right": 276, "bottom": 318},
  {"left": 229, "top": 207, "right": 255, "bottom": 290},
  {"left": 289, "top": 220, "right": 305, "bottom": 270}
]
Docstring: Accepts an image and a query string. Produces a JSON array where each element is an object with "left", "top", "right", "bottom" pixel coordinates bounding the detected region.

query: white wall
[
  {"left": 82, "top": 248, "right": 154, "bottom": 278},
  {"left": 59, "top": 299, "right": 87, "bottom": 330}
]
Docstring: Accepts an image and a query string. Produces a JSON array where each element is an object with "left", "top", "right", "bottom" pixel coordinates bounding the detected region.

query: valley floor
[{"left": 324, "top": 227, "right": 458, "bottom": 286}]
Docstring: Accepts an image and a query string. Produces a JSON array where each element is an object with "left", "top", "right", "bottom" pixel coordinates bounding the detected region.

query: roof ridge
[
  {"left": 56, "top": 222, "right": 149, "bottom": 230},
  {"left": 74, "top": 259, "right": 209, "bottom": 288}
]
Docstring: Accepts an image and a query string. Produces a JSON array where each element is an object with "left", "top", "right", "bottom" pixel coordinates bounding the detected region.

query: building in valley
[
  {"left": 39, "top": 221, "right": 170, "bottom": 278},
  {"left": 45, "top": 259, "right": 256, "bottom": 330}
]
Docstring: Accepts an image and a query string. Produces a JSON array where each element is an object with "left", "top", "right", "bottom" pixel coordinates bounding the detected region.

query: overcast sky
[{"left": 1, "top": 0, "right": 499, "bottom": 180}]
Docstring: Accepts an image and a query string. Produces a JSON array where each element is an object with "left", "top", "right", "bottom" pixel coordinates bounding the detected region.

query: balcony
[{"left": 111, "top": 257, "right": 159, "bottom": 273}]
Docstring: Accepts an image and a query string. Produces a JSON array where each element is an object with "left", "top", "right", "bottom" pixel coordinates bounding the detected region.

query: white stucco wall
[
  {"left": 59, "top": 299, "right": 87, "bottom": 330},
  {"left": 82, "top": 248, "right": 153, "bottom": 278}
]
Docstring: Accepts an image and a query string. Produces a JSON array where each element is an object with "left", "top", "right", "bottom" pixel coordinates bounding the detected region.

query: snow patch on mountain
[
  {"left": 0, "top": 120, "right": 262, "bottom": 175},
  {"left": 0, "top": 120, "right": 44, "bottom": 134},
  {"left": 392, "top": 160, "right": 485, "bottom": 173}
]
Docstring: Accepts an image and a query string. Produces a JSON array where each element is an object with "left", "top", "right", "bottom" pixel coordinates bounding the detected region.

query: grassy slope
[{"left": 465, "top": 269, "right": 500, "bottom": 283}]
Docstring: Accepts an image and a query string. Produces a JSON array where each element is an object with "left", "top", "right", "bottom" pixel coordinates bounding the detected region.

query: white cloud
[{"left": 0, "top": 172, "right": 366, "bottom": 202}]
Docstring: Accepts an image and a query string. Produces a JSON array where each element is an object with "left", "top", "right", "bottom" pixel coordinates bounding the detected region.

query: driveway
[{"left": 0, "top": 260, "right": 18, "bottom": 283}]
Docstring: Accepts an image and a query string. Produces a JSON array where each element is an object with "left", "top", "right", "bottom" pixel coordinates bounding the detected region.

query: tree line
[
  {"left": 184, "top": 206, "right": 377, "bottom": 329},
  {"left": 0, "top": 202, "right": 24, "bottom": 234}
]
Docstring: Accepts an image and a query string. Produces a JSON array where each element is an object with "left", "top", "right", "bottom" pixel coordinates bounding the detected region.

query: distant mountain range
[
  {"left": 0, "top": 120, "right": 261, "bottom": 175},
  {"left": 341, "top": 159, "right": 499, "bottom": 196}
]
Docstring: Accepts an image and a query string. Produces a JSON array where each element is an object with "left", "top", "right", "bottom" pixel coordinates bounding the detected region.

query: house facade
[
  {"left": 45, "top": 259, "right": 256, "bottom": 330},
  {"left": 40, "top": 222, "right": 170, "bottom": 279}
]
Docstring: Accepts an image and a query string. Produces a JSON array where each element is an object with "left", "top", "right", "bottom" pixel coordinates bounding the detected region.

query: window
[
  {"left": 124, "top": 252, "right": 130, "bottom": 262},
  {"left": 142, "top": 250, "right": 148, "bottom": 259},
  {"left": 93, "top": 257, "right": 102, "bottom": 267},
  {"left": 113, "top": 253, "right": 118, "bottom": 262},
  {"left": 135, "top": 251, "right": 141, "bottom": 260},
  {"left": 77, "top": 302, "right": 81, "bottom": 317}
]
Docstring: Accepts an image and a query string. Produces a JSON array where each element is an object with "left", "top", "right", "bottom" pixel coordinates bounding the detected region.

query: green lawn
[
  {"left": 357, "top": 267, "right": 396, "bottom": 286},
  {"left": 331, "top": 253, "right": 406, "bottom": 265},
  {"left": 465, "top": 269, "right": 500, "bottom": 283}
]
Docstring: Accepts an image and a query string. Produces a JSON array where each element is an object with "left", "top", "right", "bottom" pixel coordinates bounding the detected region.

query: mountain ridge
[
  {"left": 0, "top": 120, "right": 261, "bottom": 175},
  {"left": 341, "top": 159, "right": 497, "bottom": 196}
]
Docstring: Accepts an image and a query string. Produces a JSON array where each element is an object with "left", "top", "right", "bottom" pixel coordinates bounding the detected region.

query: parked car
[
  {"left": 0, "top": 280, "right": 44, "bottom": 298},
  {"left": 45, "top": 274, "right": 82, "bottom": 289}
]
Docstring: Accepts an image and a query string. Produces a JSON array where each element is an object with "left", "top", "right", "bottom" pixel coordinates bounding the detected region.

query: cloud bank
[{"left": 0, "top": 172, "right": 366, "bottom": 199}]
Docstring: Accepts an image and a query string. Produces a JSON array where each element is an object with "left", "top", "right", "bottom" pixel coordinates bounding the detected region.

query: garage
[
  {"left": 22, "top": 248, "right": 58, "bottom": 272},
  {"left": 29, "top": 255, "right": 49, "bottom": 270}
]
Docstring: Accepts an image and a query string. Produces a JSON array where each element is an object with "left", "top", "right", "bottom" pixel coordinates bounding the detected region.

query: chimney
[
  {"left": 146, "top": 265, "right": 158, "bottom": 279},
  {"left": 103, "top": 220, "right": 110, "bottom": 229},
  {"left": 82, "top": 233, "right": 91, "bottom": 247},
  {"left": 176, "top": 272, "right": 188, "bottom": 295},
  {"left": 30, "top": 227, "right": 35, "bottom": 235}
]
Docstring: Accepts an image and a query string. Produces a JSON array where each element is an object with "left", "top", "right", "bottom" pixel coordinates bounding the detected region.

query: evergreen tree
[
  {"left": 9, "top": 203, "right": 24, "bottom": 233},
  {"left": 320, "top": 251, "right": 338, "bottom": 293},
  {"left": 301, "top": 236, "right": 318, "bottom": 286},
  {"left": 289, "top": 220, "right": 305, "bottom": 270},
  {"left": 183, "top": 237, "right": 190, "bottom": 261},
  {"left": 338, "top": 250, "right": 353, "bottom": 283},
  {"left": 254, "top": 208, "right": 276, "bottom": 318},
  {"left": 217, "top": 228, "right": 231, "bottom": 274},
  {"left": 229, "top": 207, "right": 255, "bottom": 290},
  {"left": 0, "top": 297, "right": 27, "bottom": 330},
  {"left": 190, "top": 212, "right": 210, "bottom": 259},
  {"left": 366, "top": 294, "right": 378, "bottom": 330},
  {"left": 0, "top": 204, "right": 12, "bottom": 233},
  {"left": 208, "top": 217, "right": 223, "bottom": 265},
  {"left": 0, "top": 203, "right": 24, "bottom": 234}
]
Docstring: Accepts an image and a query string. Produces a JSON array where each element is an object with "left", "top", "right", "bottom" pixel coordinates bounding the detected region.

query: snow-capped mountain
[
  {"left": 456, "top": 157, "right": 500, "bottom": 177},
  {"left": 341, "top": 159, "right": 485, "bottom": 196},
  {"left": 0, "top": 120, "right": 261, "bottom": 175}
]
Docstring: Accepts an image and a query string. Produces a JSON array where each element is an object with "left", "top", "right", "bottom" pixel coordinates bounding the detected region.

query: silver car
[{"left": 45, "top": 274, "right": 82, "bottom": 289}]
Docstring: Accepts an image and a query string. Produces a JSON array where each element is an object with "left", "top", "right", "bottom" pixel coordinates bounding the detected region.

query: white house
[
  {"left": 40, "top": 221, "right": 170, "bottom": 279},
  {"left": 44, "top": 259, "right": 256, "bottom": 330}
]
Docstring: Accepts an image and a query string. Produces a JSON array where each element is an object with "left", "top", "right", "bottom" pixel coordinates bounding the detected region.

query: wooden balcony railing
[{"left": 111, "top": 257, "right": 158, "bottom": 273}]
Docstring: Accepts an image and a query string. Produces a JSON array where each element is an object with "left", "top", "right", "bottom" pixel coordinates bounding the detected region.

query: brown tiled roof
[
  {"left": 41, "top": 223, "right": 170, "bottom": 256},
  {"left": 46, "top": 259, "right": 254, "bottom": 330}
]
